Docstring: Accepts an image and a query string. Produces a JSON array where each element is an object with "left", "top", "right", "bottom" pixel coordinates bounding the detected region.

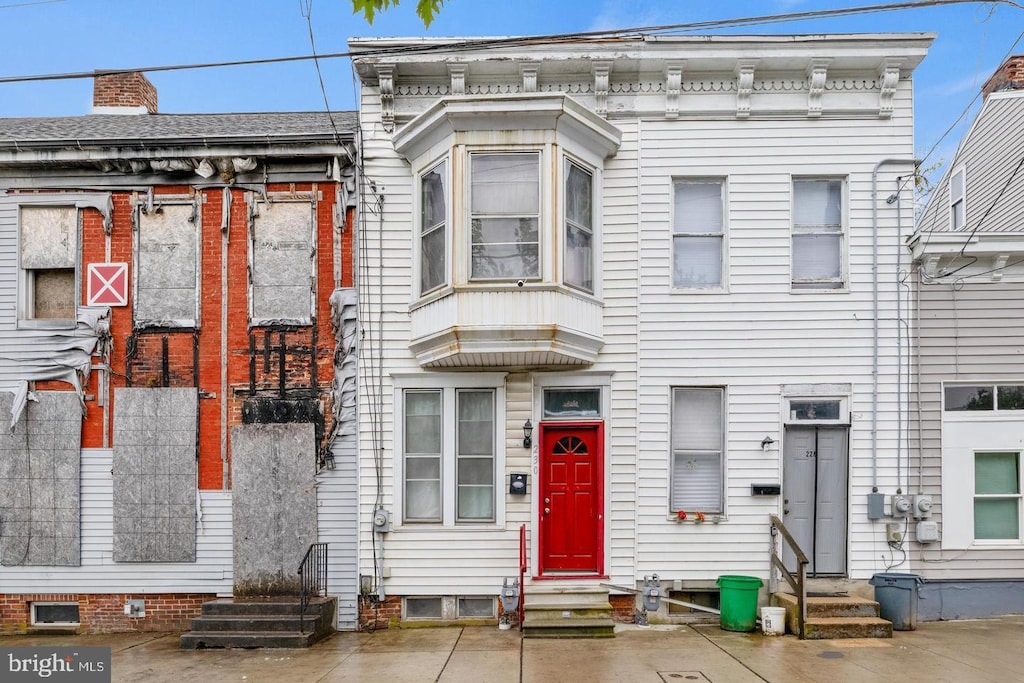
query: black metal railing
[
  {"left": 298, "top": 542, "right": 329, "bottom": 634},
  {"left": 769, "top": 514, "right": 809, "bottom": 639}
]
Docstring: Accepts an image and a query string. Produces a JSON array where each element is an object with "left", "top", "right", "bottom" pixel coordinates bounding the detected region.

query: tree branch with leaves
[{"left": 351, "top": 0, "right": 446, "bottom": 27}]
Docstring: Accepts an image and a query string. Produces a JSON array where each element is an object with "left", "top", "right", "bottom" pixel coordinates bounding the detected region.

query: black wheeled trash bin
[{"left": 869, "top": 572, "right": 923, "bottom": 631}]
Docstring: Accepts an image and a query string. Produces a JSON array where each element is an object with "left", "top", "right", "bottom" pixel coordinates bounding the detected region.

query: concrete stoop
[
  {"left": 522, "top": 585, "right": 615, "bottom": 638},
  {"left": 179, "top": 597, "right": 336, "bottom": 649},
  {"left": 774, "top": 592, "right": 893, "bottom": 639}
]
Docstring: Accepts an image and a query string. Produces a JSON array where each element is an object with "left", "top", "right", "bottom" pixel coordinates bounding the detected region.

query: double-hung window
[
  {"left": 672, "top": 180, "right": 724, "bottom": 289},
  {"left": 950, "top": 166, "right": 966, "bottom": 230},
  {"left": 470, "top": 152, "right": 540, "bottom": 280},
  {"left": 792, "top": 179, "right": 844, "bottom": 290},
  {"left": 564, "top": 160, "right": 594, "bottom": 292},
  {"left": 420, "top": 160, "right": 448, "bottom": 294},
  {"left": 19, "top": 206, "right": 78, "bottom": 325},
  {"left": 974, "top": 451, "right": 1021, "bottom": 541},
  {"left": 401, "top": 381, "right": 501, "bottom": 525},
  {"left": 670, "top": 387, "right": 725, "bottom": 514}
]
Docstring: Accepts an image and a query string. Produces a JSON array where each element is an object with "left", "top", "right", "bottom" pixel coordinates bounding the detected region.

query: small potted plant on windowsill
[{"left": 676, "top": 510, "right": 687, "bottom": 522}]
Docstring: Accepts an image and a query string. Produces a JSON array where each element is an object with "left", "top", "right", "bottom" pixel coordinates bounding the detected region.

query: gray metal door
[{"left": 783, "top": 426, "right": 849, "bottom": 576}]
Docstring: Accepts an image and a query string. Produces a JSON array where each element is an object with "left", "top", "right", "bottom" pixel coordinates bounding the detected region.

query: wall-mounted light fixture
[
  {"left": 760, "top": 436, "right": 776, "bottom": 451},
  {"left": 323, "top": 452, "right": 336, "bottom": 470},
  {"left": 523, "top": 420, "right": 534, "bottom": 449}
]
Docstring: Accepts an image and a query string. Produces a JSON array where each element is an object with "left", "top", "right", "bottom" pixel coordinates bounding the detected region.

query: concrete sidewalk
[{"left": 3, "top": 616, "right": 1023, "bottom": 682}]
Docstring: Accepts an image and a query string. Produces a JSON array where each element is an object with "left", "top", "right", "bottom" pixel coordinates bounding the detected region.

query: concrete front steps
[
  {"left": 179, "top": 597, "right": 336, "bottom": 649},
  {"left": 774, "top": 592, "right": 892, "bottom": 639},
  {"left": 522, "top": 585, "right": 615, "bottom": 638}
]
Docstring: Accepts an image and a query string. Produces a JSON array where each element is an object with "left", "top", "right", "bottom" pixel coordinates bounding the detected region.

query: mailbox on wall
[{"left": 509, "top": 473, "right": 528, "bottom": 495}]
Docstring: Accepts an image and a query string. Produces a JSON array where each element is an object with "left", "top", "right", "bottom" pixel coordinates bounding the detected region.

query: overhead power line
[{"left": 1, "top": 0, "right": 1019, "bottom": 85}]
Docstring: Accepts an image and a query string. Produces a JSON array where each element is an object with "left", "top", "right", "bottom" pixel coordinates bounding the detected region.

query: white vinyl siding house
[{"left": 350, "top": 33, "right": 932, "bottom": 616}]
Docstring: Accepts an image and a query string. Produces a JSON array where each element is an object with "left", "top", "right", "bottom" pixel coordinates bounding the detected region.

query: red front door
[{"left": 539, "top": 422, "right": 603, "bottom": 574}]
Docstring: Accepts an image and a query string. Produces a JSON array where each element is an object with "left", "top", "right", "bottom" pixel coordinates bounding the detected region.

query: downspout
[
  {"left": 871, "top": 159, "right": 907, "bottom": 493},
  {"left": 220, "top": 187, "right": 231, "bottom": 490}
]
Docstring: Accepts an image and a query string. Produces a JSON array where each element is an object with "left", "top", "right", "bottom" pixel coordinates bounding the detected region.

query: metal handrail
[
  {"left": 768, "top": 514, "right": 809, "bottom": 639},
  {"left": 518, "top": 524, "right": 526, "bottom": 629},
  {"left": 298, "top": 542, "right": 328, "bottom": 634}
]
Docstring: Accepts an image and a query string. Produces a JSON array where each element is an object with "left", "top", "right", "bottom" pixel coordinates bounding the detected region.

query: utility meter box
[
  {"left": 912, "top": 494, "right": 933, "bottom": 519},
  {"left": 916, "top": 521, "right": 939, "bottom": 543},
  {"left": 891, "top": 495, "right": 912, "bottom": 517}
]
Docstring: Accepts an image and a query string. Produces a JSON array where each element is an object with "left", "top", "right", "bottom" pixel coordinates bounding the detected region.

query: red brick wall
[
  {"left": 358, "top": 596, "right": 401, "bottom": 631},
  {"left": 609, "top": 594, "right": 637, "bottom": 623},
  {"left": 0, "top": 594, "right": 213, "bottom": 634}
]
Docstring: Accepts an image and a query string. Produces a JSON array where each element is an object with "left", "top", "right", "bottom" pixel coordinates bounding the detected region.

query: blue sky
[{"left": 1, "top": 0, "right": 1022, "bottom": 168}]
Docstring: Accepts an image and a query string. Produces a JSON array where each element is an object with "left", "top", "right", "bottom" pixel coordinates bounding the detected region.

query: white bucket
[{"left": 761, "top": 606, "right": 787, "bottom": 636}]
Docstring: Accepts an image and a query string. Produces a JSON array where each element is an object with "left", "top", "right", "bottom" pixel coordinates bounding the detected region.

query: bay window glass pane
[
  {"left": 975, "top": 452, "right": 1020, "bottom": 495},
  {"left": 674, "top": 182, "right": 723, "bottom": 234},
  {"left": 997, "top": 385, "right": 1024, "bottom": 410},
  {"left": 565, "top": 225, "right": 593, "bottom": 292},
  {"left": 420, "top": 162, "right": 447, "bottom": 293},
  {"left": 471, "top": 236, "right": 539, "bottom": 278},
  {"left": 792, "top": 234, "right": 841, "bottom": 280},
  {"left": 671, "top": 388, "right": 723, "bottom": 513},
  {"left": 457, "top": 390, "right": 494, "bottom": 521},
  {"left": 794, "top": 180, "right": 842, "bottom": 228},
  {"left": 944, "top": 385, "right": 993, "bottom": 411},
  {"left": 471, "top": 154, "right": 538, "bottom": 213},
  {"left": 565, "top": 161, "right": 593, "bottom": 292},
  {"left": 673, "top": 236, "right": 722, "bottom": 287},
  {"left": 975, "top": 498, "right": 1019, "bottom": 539}
]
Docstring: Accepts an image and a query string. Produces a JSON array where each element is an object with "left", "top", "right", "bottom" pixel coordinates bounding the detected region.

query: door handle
[{"left": 544, "top": 498, "right": 550, "bottom": 504}]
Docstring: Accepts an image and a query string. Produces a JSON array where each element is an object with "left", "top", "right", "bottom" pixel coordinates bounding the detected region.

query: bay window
[
  {"left": 469, "top": 152, "right": 540, "bottom": 280},
  {"left": 420, "top": 160, "right": 448, "bottom": 293},
  {"left": 565, "top": 161, "right": 594, "bottom": 292}
]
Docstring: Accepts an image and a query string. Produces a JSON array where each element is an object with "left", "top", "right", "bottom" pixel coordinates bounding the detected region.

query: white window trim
[
  {"left": 670, "top": 177, "right": 728, "bottom": 293},
  {"left": 950, "top": 165, "right": 967, "bottom": 231},
  {"left": 393, "top": 372, "right": 507, "bottom": 530},
  {"left": 415, "top": 156, "right": 451, "bottom": 298},
  {"left": 669, "top": 386, "right": 727, "bottom": 515},
  {"left": 972, "top": 450, "right": 1022, "bottom": 544},
  {"left": 790, "top": 176, "right": 848, "bottom": 293}
]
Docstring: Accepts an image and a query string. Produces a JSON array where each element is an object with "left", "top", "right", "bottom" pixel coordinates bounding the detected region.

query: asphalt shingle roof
[{"left": 0, "top": 111, "right": 357, "bottom": 147}]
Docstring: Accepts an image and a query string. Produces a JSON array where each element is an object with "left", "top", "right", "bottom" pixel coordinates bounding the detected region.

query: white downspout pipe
[{"left": 871, "top": 158, "right": 909, "bottom": 493}]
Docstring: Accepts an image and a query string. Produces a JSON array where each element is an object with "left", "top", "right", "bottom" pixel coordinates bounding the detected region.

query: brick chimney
[
  {"left": 982, "top": 55, "right": 1024, "bottom": 99},
  {"left": 92, "top": 72, "right": 158, "bottom": 114}
]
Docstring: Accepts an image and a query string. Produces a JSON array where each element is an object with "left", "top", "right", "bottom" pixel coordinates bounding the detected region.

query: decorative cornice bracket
[
  {"left": 993, "top": 254, "right": 1010, "bottom": 281},
  {"left": 520, "top": 62, "right": 539, "bottom": 93},
  {"left": 377, "top": 64, "right": 396, "bottom": 133},
  {"left": 807, "top": 59, "right": 831, "bottom": 118},
  {"left": 448, "top": 64, "right": 467, "bottom": 96},
  {"left": 878, "top": 58, "right": 903, "bottom": 119},
  {"left": 735, "top": 60, "right": 757, "bottom": 118},
  {"left": 593, "top": 60, "right": 612, "bottom": 117},
  {"left": 665, "top": 60, "right": 685, "bottom": 119}
]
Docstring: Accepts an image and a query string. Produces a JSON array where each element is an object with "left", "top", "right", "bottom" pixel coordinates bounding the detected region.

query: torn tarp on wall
[{"left": 0, "top": 306, "right": 111, "bottom": 430}]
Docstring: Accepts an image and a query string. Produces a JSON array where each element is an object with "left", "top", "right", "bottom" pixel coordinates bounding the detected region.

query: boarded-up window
[
  {"left": 136, "top": 204, "right": 199, "bottom": 326},
  {"left": 251, "top": 201, "right": 314, "bottom": 324},
  {"left": 20, "top": 206, "right": 77, "bottom": 321}
]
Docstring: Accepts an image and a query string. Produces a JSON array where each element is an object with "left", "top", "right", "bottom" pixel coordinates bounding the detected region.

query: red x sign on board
[{"left": 87, "top": 262, "right": 128, "bottom": 306}]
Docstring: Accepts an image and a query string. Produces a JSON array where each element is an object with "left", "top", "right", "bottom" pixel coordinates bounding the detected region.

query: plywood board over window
[
  {"left": 135, "top": 203, "right": 200, "bottom": 327},
  {"left": 19, "top": 206, "right": 77, "bottom": 323},
  {"left": 250, "top": 201, "right": 315, "bottom": 325}
]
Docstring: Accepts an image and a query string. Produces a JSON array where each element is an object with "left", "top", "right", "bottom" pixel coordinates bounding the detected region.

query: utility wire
[
  {"left": 2, "top": 0, "right": 1019, "bottom": 85},
  {"left": 300, "top": 0, "right": 343, "bottom": 145}
]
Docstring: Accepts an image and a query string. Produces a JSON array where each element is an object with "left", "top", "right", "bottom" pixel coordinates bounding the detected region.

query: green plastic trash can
[
  {"left": 716, "top": 575, "right": 763, "bottom": 632},
  {"left": 869, "top": 573, "right": 923, "bottom": 631}
]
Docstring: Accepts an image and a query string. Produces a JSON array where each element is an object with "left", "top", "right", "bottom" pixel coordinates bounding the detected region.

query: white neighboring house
[
  {"left": 909, "top": 56, "right": 1024, "bottom": 619},
  {"left": 349, "top": 33, "right": 932, "bottom": 627}
]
